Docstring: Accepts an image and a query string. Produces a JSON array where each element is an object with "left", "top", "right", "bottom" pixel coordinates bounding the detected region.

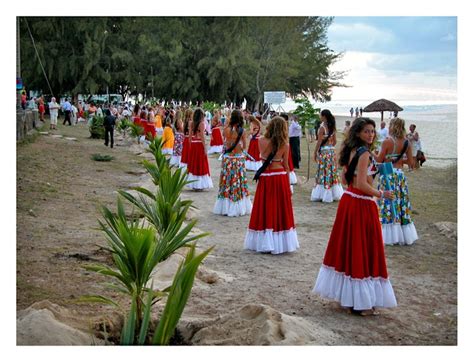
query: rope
[{"left": 24, "top": 18, "right": 55, "bottom": 97}]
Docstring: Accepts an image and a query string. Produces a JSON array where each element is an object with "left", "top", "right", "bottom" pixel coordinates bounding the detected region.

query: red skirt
[
  {"left": 244, "top": 168, "right": 298, "bottom": 254},
  {"left": 288, "top": 146, "right": 295, "bottom": 172},
  {"left": 210, "top": 127, "right": 223, "bottom": 146},
  {"left": 313, "top": 186, "right": 397, "bottom": 310},
  {"left": 247, "top": 137, "right": 261, "bottom": 162},
  {"left": 187, "top": 138, "right": 210, "bottom": 177},
  {"left": 181, "top": 136, "right": 190, "bottom": 165}
]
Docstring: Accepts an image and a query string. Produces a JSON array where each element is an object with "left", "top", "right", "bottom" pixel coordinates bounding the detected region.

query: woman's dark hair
[
  {"left": 321, "top": 109, "right": 336, "bottom": 135},
  {"left": 192, "top": 108, "right": 205, "bottom": 134},
  {"left": 339, "top": 117, "right": 377, "bottom": 167},
  {"left": 230, "top": 109, "right": 244, "bottom": 129},
  {"left": 133, "top": 104, "right": 140, "bottom": 115},
  {"left": 140, "top": 111, "right": 147, "bottom": 120},
  {"left": 105, "top": 109, "right": 111, "bottom": 116}
]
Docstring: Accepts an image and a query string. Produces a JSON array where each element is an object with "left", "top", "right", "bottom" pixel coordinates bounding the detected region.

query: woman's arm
[
  {"left": 375, "top": 139, "right": 389, "bottom": 163},
  {"left": 242, "top": 130, "right": 247, "bottom": 150},
  {"left": 355, "top": 153, "right": 390, "bottom": 198},
  {"left": 341, "top": 166, "right": 348, "bottom": 186},
  {"left": 313, "top": 127, "right": 324, "bottom": 162},
  {"left": 283, "top": 144, "right": 290, "bottom": 172},
  {"left": 406, "top": 142, "right": 415, "bottom": 169}
]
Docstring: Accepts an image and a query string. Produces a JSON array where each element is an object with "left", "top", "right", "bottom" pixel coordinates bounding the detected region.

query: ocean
[{"left": 273, "top": 99, "right": 457, "bottom": 167}]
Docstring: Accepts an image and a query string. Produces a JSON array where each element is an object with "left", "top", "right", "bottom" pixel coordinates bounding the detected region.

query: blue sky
[{"left": 326, "top": 17, "right": 457, "bottom": 103}]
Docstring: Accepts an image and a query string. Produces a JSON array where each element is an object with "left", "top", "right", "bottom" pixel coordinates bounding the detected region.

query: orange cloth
[
  {"left": 162, "top": 126, "right": 175, "bottom": 150},
  {"left": 155, "top": 115, "right": 163, "bottom": 129}
]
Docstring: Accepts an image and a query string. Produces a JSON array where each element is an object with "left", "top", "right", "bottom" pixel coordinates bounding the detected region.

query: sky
[{"left": 326, "top": 17, "right": 457, "bottom": 104}]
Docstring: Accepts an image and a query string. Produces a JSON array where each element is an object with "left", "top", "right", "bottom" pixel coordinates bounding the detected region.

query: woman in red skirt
[
  {"left": 244, "top": 116, "right": 299, "bottom": 254},
  {"left": 208, "top": 111, "right": 224, "bottom": 154},
  {"left": 312, "top": 117, "right": 397, "bottom": 315},
  {"left": 179, "top": 108, "right": 193, "bottom": 170},
  {"left": 186, "top": 108, "right": 213, "bottom": 190},
  {"left": 245, "top": 116, "right": 263, "bottom": 171}
]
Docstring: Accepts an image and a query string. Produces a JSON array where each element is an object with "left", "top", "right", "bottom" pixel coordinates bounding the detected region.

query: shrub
[
  {"left": 91, "top": 154, "right": 114, "bottom": 162},
  {"left": 89, "top": 116, "right": 105, "bottom": 139}
]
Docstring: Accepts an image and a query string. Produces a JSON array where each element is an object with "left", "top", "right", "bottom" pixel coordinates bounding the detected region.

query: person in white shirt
[
  {"left": 48, "top": 97, "right": 60, "bottom": 130},
  {"left": 378, "top": 121, "right": 389, "bottom": 143},
  {"left": 288, "top": 116, "right": 302, "bottom": 169}
]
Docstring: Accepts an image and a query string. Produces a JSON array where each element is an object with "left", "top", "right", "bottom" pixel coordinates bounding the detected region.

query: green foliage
[
  {"left": 20, "top": 17, "right": 344, "bottom": 109},
  {"left": 89, "top": 116, "right": 105, "bottom": 139},
  {"left": 293, "top": 97, "right": 318, "bottom": 131},
  {"left": 201, "top": 101, "right": 220, "bottom": 113},
  {"left": 118, "top": 118, "right": 132, "bottom": 136},
  {"left": 81, "top": 131, "right": 211, "bottom": 345},
  {"left": 91, "top": 154, "right": 114, "bottom": 162},
  {"left": 129, "top": 123, "right": 144, "bottom": 142}
]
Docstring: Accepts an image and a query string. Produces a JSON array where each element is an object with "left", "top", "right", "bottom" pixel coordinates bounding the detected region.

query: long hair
[
  {"left": 339, "top": 117, "right": 377, "bottom": 167},
  {"left": 192, "top": 108, "right": 204, "bottom": 134},
  {"left": 321, "top": 109, "right": 336, "bottom": 135},
  {"left": 133, "top": 104, "right": 140, "bottom": 116},
  {"left": 264, "top": 116, "right": 288, "bottom": 151},
  {"left": 389, "top": 117, "right": 406, "bottom": 139},
  {"left": 229, "top": 109, "right": 244, "bottom": 129},
  {"left": 183, "top": 108, "right": 193, "bottom": 135}
]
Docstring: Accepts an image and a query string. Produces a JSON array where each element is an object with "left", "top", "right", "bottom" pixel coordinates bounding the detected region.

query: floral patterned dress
[
  {"left": 378, "top": 168, "right": 418, "bottom": 245},
  {"left": 311, "top": 145, "right": 344, "bottom": 203}
]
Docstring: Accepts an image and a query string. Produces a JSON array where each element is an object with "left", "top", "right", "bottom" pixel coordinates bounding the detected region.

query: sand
[{"left": 16, "top": 121, "right": 457, "bottom": 345}]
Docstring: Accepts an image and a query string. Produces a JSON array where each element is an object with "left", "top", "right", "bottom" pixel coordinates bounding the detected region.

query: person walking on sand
[
  {"left": 311, "top": 109, "right": 344, "bottom": 203},
  {"left": 62, "top": 98, "right": 72, "bottom": 126},
  {"left": 312, "top": 117, "right": 397, "bottom": 315},
  {"left": 343, "top": 120, "right": 351, "bottom": 140},
  {"left": 48, "top": 97, "right": 60, "bottom": 130},
  {"left": 375, "top": 117, "right": 418, "bottom": 246},
  {"left": 350, "top": 107, "right": 354, "bottom": 118},
  {"left": 281, "top": 114, "right": 298, "bottom": 187},
  {"left": 103, "top": 109, "right": 116, "bottom": 148},
  {"left": 213, "top": 109, "right": 252, "bottom": 217},
  {"left": 186, "top": 108, "right": 213, "bottom": 190},
  {"left": 244, "top": 116, "right": 299, "bottom": 254}
]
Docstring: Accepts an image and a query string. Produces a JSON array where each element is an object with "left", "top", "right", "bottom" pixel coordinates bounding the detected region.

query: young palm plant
[{"left": 129, "top": 123, "right": 144, "bottom": 144}]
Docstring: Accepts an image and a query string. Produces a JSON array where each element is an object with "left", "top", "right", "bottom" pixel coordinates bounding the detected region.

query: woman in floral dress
[
  {"left": 310, "top": 109, "right": 344, "bottom": 203},
  {"left": 375, "top": 117, "right": 418, "bottom": 245},
  {"left": 213, "top": 109, "right": 252, "bottom": 217}
]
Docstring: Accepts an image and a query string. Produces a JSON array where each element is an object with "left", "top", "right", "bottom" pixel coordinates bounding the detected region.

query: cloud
[
  {"left": 329, "top": 51, "right": 457, "bottom": 102},
  {"left": 328, "top": 22, "right": 396, "bottom": 53}
]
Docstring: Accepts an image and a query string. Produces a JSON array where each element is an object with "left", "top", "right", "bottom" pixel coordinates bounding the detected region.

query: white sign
[{"left": 264, "top": 91, "right": 286, "bottom": 104}]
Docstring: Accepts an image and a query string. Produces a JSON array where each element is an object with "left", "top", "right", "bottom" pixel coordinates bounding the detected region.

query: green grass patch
[{"left": 91, "top": 154, "right": 114, "bottom": 162}]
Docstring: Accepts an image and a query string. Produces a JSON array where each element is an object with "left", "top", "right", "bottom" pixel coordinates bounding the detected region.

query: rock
[
  {"left": 51, "top": 135, "right": 63, "bottom": 138},
  {"left": 65, "top": 137, "right": 77, "bottom": 141},
  {"left": 434, "top": 222, "right": 457, "bottom": 240},
  {"left": 17, "top": 301, "right": 103, "bottom": 345},
  {"left": 28, "top": 209, "right": 37, "bottom": 217},
  {"left": 190, "top": 304, "right": 341, "bottom": 345}
]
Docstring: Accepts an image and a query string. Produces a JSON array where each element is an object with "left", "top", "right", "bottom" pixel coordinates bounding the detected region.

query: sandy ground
[{"left": 17, "top": 120, "right": 457, "bottom": 345}]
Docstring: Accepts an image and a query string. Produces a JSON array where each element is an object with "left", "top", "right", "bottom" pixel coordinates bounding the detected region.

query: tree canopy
[{"left": 19, "top": 16, "right": 345, "bottom": 110}]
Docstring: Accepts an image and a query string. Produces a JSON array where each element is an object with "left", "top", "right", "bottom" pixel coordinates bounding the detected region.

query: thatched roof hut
[{"left": 363, "top": 99, "right": 403, "bottom": 121}]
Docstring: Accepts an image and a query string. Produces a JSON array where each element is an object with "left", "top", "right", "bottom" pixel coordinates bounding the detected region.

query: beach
[{"left": 17, "top": 122, "right": 457, "bottom": 345}]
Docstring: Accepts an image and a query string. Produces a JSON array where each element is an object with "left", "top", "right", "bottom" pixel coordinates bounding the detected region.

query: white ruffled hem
[
  {"left": 162, "top": 148, "right": 173, "bottom": 155},
  {"left": 382, "top": 222, "right": 418, "bottom": 245},
  {"left": 186, "top": 174, "right": 213, "bottom": 189},
  {"left": 245, "top": 160, "right": 263, "bottom": 171},
  {"left": 313, "top": 265, "right": 397, "bottom": 311},
  {"left": 213, "top": 197, "right": 252, "bottom": 217},
  {"left": 244, "top": 228, "right": 299, "bottom": 255},
  {"left": 170, "top": 155, "right": 181, "bottom": 167},
  {"left": 207, "top": 145, "right": 223, "bottom": 154},
  {"left": 310, "top": 184, "right": 344, "bottom": 203},
  {"left": 289, "top": 171, "right": 297, "bottom": 185}
]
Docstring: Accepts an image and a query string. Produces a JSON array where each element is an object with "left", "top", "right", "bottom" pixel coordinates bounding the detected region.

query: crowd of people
[{"left": 25, "top": 93, "right": 430, "bottom": 316}]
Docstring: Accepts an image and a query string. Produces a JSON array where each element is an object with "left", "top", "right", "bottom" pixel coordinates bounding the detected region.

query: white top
[{"left": 378, "top": 128, "right": 389, "bottom": 142}]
